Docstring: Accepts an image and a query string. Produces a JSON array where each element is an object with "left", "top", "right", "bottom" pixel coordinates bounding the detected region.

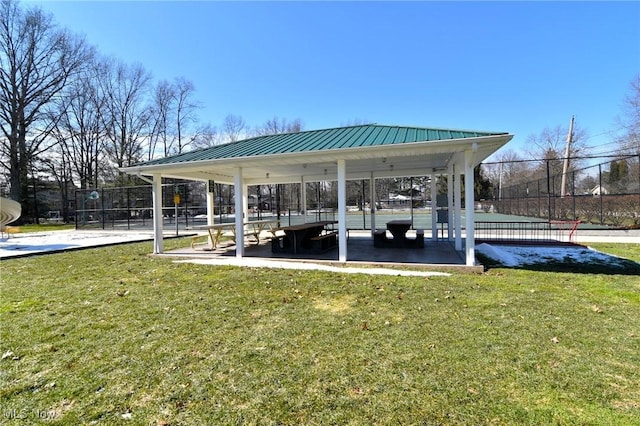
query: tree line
[{"left": 0, "top": 0, "right": 305, "bottom": 221}]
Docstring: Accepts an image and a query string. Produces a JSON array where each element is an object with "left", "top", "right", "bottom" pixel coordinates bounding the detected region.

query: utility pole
[{"left": 560, "top": 115, "right": 574, "bottom": 197}]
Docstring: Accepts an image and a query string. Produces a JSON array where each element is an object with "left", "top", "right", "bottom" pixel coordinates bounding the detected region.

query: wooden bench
[
  {"left": 373, "top": 229, "right": 388, "bottom": 247},
  {"left": 191, "top": 234, "right": 209, "bottom": 249},
  {"left": 310, "top": 231, "right": 338, "bottom": 253},
  {"left": 270, "top": 234, "right": 291, "bottom": 252},
  {"left": 1, "top": 225, "right": 21, "bottom": 239},
  {"left": 269, "top": 228, "right": 285, "bottom": 238},
  {"left": 373, "top": 228, "right": 424, "bottom": 248},
  {"left": 414, "top": 229, "right": 425, "bottom": 248}
]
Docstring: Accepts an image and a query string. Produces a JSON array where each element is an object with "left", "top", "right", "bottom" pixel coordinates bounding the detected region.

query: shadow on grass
[{"left": 477, "top": 253, "right": 640, "bottom": 276}]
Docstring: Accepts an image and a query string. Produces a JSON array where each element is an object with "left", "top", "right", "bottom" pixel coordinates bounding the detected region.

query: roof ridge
[
  {"left": 294, "top": 123, "right": 507, "bottom": 135},
  {"left": 362, "top": 123, "right": 507, "bottom": 135},
  {"left": 132, "top": 123, "right": 510, "bottom": 167}
]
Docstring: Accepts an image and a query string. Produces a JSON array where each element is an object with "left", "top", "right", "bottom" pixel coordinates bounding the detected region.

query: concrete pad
[
  {"left": 0, "top": 230, "right": 160, "bottom": 259},
  {"left": 173, "top": 257, "right": 451, "bottom": 277}
]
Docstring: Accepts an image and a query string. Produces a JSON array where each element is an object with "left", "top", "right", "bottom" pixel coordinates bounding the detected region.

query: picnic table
[
  {"left": 374, "top": 219, "right": 424, "bottom": 248},
  {"left": 271, "top": 220, "right": 338, "bottom": 254},
  {"left": 192, "top": 219, "right": 279, "bottom": 250},
  {"left": 386, "top": 219, "right": 412, "bottom": 241}
]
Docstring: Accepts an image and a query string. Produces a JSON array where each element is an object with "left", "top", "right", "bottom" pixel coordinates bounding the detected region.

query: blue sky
[{"left": 27, "top": 1, "right": 640, "bottom": 157}]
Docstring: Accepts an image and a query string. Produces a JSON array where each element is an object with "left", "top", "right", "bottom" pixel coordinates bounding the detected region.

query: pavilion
[{"left": 121, "top": 124, "right": 513, "bottom": 266}]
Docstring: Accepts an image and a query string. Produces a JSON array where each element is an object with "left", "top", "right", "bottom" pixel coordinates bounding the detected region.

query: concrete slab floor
[{"left": 163, "top": 232, "right": 476, "bottom": 273}]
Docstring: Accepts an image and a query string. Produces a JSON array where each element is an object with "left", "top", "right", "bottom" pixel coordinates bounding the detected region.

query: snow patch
[
  {"left": 476, "top": 243, "right": 520, "bottom": 267},
  {"left": 476, "top": 243, "right": 628, "bottom": 268}
]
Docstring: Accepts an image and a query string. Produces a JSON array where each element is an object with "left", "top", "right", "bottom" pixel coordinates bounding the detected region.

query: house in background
[{"left": 591, "top": 184, "right": 609, "bottom": 196}]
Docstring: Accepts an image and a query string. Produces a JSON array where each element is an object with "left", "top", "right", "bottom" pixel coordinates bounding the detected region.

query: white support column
[
  {"left": 301, "top": 176, "right": 307, "bottom": 223},
  {"left": 206, "top": 181, "right": 215, "bottom": 226},
  {"left": 447, "top": 162, "right": 454, "bottom": 241},
  {"left": 243, "top": 183, "right": 249, "bottom": 220},
  {"left": 234, "top": 168, "right": 245, "bottom": 258},
  {"left": 337, "top": 159, "right": 347, "bottom": 262},
  {"left": 152, "top": 173, "right": 164, "bottom": 254},
  {"left": 206, "top": 180, "right": 215, "bottom": 247},
  {"left": 369, "top": 172, "right": 376, "bottom": 235},
  {"left": 464, "top": 149, "right": 476, "bottom": 266},
  {"left": 454, "top": 161, "right": 462, "bottom": 251},
  {"left": 430, "top": 171, "right": 437, "bottom": 241}
]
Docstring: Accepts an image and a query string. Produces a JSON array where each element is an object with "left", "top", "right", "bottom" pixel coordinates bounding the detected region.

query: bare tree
[
  {"left": 50, "top": 58, "right": 107, "bottom": 190},
  {"left": 616, "top": 74, "right": 640, "bottom": 156},
  {"left": 148, "top": 77, "right": 199, "bottom": 159},
  {"left": 99, "top": 59, "right": 152, "bottom": 183},
  {"left": 615, "top": 75, "right": 640, "bottom": 192},
  {"left": 526, "top": 124, "right": 587, "bottom": 160},
  {"left": 174, "top": 77, "right": 199, "bottom": 154},
  {"left": 38, "top": 153, "right": 73, "bottom": 222},
  {"left": 524, "top": 123, "right": 588, "bottom": 180},
  {"left": 191, "top": 123, "right": 220, "bottom": 149},
  {"left": 148, "top": 79, "right": 175, "bottom": 159},
  {"left": 0, "top": 0, "right": 91, "bottom": 219},
  {"left": 483, "top": 148, "right": 532, "bottom": 195},
  {"left": 254, "top": 116, "right": 303, "bottom": 136},
  {"left": 222, "top": 114, "right": 246, "bottom": 142},
  {"left": 41, "top": 56, "right": 113, "bottom": 222},
  {"left": 340, "top": 118, "right": 372, "bottom": 126}
]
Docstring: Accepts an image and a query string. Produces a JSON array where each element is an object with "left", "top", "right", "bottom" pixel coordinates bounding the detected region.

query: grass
[
  {"left": 588, "top": 242, "right": 640, "bottom": 263},
  {"left": 6, "top": 223, "right": 75, "bottom": 233},
  {"left": 1, "top": 238, "right": 639, "bottom": 424}
]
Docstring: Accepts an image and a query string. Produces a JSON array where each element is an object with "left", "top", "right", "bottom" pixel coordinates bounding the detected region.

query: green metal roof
[{"left": 135, "top": 124, "right": 508, "bottom": 167}]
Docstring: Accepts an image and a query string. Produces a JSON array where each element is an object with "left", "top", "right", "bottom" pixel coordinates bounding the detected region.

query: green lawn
[
  {"left": 1, "top": 239, "right": 638, "bottom": 425},
  {"left": 6, "top": 223, "right": 75, "bottom": 233}
]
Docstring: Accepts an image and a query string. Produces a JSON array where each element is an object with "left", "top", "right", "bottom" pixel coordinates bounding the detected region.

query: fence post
[
  {"left": 173, "top": 185, "right": 180, "bottom": 237},
  {"left": 571, "top": 171, "right": 576, "bottom": 220},
  {"left": 546, "top": 160, "right": 552, "bottom": 222},
  {"left": 275, "top": 184, "right": 281, "bottom": 224},
  {"left": 101, "top": 189, "right": 106, "bottom": 229},
  {"left": 184, "top": 183, "right": 189, "bottom": 230},
  {"left": 599, "top": 164, "right": 604, "bottom": 225},
  {"left": 218, "top": 183, "right": 224, "bottom": 224},
  {"left": 361, "top": 179, "right": 367, "bottom": 229},
  {"left": 538, "top": 179, "right": 541, "bottom": 218},
  {"left": 74, "top": 191, "right": 79, "bottom": 229},
  {"left": 257, "top": 185, "right": 262, "bottom": 220}
]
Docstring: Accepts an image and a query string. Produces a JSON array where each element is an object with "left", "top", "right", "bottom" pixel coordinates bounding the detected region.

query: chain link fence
[
  {"left": 75, "top": 182, "right": 208, "bottom": 230},
  {"left": 74, "top": 179, "right": 436, "bottom": 231},
  {"left": 74, "top": 181, "right": 339, "bottom": 230},
  {"left": 486, "top": 154, "right": 640, "bottom": 228}
]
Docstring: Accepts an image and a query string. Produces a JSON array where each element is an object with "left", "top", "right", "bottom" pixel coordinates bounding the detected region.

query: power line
[
  {"left": 514, "top": 125, "right": 626, "bottom": 151},
  {"left": 483, "top": 152, "right": 639, "bottom": 165},
  {"left": 588, "top": 145, "right": 640, "bottom": 157},
  {"left": 579, "top": 126, "right": 626, "bottom": 144}
]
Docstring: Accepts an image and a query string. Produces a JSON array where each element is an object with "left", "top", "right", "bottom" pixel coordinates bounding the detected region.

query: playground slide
[{"left": 0, "top": 197, "right": 21, "bottom": 229}]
